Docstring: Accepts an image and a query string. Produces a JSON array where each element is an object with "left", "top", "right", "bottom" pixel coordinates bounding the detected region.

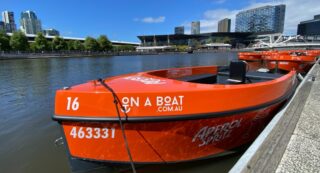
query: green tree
[
  {"left": 34, "top": 32, "right": 49, "bottom": 51},
  {"left": 47, "top": 41, "right": 53, "bottom": 51},
  {"left": 29, "top": 42, "right": 36, "bottom": 52},
  {"left": 0, "top": 30, "right": 10, "bottom": 51},
  {"left": 115, "top": 45, "right": 135, "bottom": 52},
  {"left": 189, "top": 39, "right": 201, "bottom": 49},
  {"left": 97, "top": 35, "right": 112, "bottom": 51},
  {"left": 176, "top": 45, "right": 189, "bottom": 52},
  {"left": 52, "top": 36, "right": 67, "bottom": 51},
  {"left": 10, "top": 31, "right": 29, "bottom": 51},
  {"left": 222, "top": 36, "right": 231, "bottom": 44},
  {"left": 84, "top": 37, "right": 99, "bottom": 51},
  {"left": 66, "top": 40, "right": 75, "bottom": 51},
  {"left": 67, "top": 40, "right": 84, "bottom": 51},
  {"left": 73, "top": 40, "right": 84, "bottom": 51}
]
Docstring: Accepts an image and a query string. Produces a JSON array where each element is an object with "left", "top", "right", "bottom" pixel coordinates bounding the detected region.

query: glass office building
[
  {"left": 43, "top": 28, "right": 60, "bottom": 36},
  {"left": 174, "top": 26, "right": 185, "bottom": 35},
  {"left": 20, "top": 11, "right": 42, "bottom": 35},
  {"left": 191, "top": 21, "right": 200, "bottom": 34},
  {"left": 2, "top": 11, "right": 16, "bottom": 33},
  {"left": 0, "top": 21, "right": 5, "bottom": 31},
  {"left": 218, "top": 18, "right": 231, "bottom": 32},
  {"left": 297, "top": 15, "right": 320, "bottom": 40},
  {"left": 235, "top": 4, "right": 285, "bottom": 33}
]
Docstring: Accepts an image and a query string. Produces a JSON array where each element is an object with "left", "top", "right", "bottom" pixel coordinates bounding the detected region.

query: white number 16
[{"left": 67, "top": 97, "right": 79, "bottom": 111}]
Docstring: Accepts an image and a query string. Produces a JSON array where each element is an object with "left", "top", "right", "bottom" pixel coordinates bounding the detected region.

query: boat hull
[
  {"left": 54, "top": 66, "right": 297, "bottom": 164},
  {"left": 263, "top": 55, "right": 316, "bottom": 73},
  {"left": 60, "top": 101, "right": 284, "bottom": 164},
  {"left": 266, "top": 61, "right": 314, "bottom": 73}
]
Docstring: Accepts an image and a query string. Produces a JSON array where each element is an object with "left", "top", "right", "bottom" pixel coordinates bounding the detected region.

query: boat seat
[
  {"left": 227, "top": 61, "right": 247, "bottom": 84},
  {"left": 176, "top": 73, "right": 217, "bottom": 84},
  {"left": 245, "top": 72, "right": 284, "bottom": 80},
  {"left": 218, "top": 71, "right": 284, "bottom": 81}
]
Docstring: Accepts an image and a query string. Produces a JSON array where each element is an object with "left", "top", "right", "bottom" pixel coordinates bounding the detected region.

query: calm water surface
[{"left": 0, "top": 52, "right": 243, "bottom": 173}]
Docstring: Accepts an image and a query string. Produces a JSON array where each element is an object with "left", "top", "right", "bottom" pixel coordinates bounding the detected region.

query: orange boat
[
  {"left": 53, "top": 62, "right": 297, "bottom": 165},
  {"left": 263, "top": 51, "right": 317, "bottom": 73},
  {"left": 238, "top": 52, "right": 262, "bottom": 61},
  {"left": 238, "top": 52, "right": 263, "bottom": 70},
  {"left": 239, "top": 50, "right": 318, "bottom": 73}
]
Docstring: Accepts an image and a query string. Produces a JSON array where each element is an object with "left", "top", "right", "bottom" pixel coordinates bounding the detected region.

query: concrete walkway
[
  {"left": 276, "top": 64, "right": 320, "bottom": 173},
  {"left": 230, "top": 60, "right": 320, "bottom": 173}
]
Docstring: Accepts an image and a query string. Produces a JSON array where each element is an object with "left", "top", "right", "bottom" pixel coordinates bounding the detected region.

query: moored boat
[
  {"left": 239, "top": 50, "right": 318, "bottom": 73},
  {"left": 53, "top": 62, "right": 297, "bottom": 164},
  {"left": 262, "top": 51, "right": 317, "bottom": 73},
  {"left": 238, "top": 52, "right": 262, "bottom": 61},
  {"left": 238, "top": 52, "right": 263, "bottom": 70}
]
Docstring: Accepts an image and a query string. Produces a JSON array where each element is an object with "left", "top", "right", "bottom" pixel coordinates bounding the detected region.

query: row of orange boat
[
  {"left": 53, "top": 49, "right": 319, "bottom": 169},
  {"left": 238, "top": 50, "right": 320, "bottom": 73}
]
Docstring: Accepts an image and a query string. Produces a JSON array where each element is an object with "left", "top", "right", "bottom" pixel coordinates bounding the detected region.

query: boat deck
[{"left": 176, "top": 71, "right": 285, "bottom": 85}]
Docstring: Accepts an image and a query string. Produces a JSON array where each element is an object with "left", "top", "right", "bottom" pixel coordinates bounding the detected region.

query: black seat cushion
[{"left": 228, "top": 61, "right": 247, "bottom": 83}]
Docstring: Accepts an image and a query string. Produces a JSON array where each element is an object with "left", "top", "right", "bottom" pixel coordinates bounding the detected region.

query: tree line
[{"left": 0, "top": 30, "right": 135, "bottom": 52}]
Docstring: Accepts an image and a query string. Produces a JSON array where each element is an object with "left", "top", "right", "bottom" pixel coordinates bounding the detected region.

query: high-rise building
[
  {"left": 218, "top": 18, "right": 231, "bottom": 32},
  {"left": 2, "top": 11, "right": 16, "bottom": 33},
  {"left": 235, "top": 4, "right": 285, "bottom": 33},
  {"left": 174, "top": 26, "right": 184, "bottom": 35},
  {"left": 20, "top": 11, "right": 42, "bottom": 35},
  {"left": 297, "top": 15, "right": 320, "bottom": 40},
  {"left": 191, "top": 21, "right": 200, "bottom": 34},
  {"left": 0, "top": 21, "right": 5, "bottom": 31},
  {"left": 43, "top": 28, "right": 60, "bottom": 36}
]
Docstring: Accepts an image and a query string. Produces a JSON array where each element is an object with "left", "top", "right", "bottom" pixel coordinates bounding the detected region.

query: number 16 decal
[{"left": 67, "top": 97, "right": 79, "bottom": 111}]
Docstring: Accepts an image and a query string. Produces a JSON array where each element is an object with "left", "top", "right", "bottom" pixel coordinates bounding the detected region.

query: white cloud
[
  {"left": 184, "top": 0, "right": 320, "bottom": 35},
  {"left": 134, "top": 16, "right": 166, "bottom": 23},
  {"left": 282, "top": 0, "right": 320, "bottom": 34}
]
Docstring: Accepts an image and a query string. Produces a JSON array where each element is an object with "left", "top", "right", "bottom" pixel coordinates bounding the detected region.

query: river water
[{"left": 0, "top": 52, "right": 243, "bottom": 173}]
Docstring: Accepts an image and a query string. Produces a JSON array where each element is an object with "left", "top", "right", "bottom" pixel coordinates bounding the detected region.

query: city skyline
[{"left": 0, "top": 0, "right": 319, "bottom": 42}]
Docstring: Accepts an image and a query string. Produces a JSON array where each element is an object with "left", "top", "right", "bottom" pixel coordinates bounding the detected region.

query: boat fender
[{"left": 297, "top": 73, "right": 304, "bottom": 81}]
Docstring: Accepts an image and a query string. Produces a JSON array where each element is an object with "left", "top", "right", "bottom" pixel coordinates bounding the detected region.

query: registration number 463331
[{"left": 69, "top": 127, "right": 115, "bottom": 139}]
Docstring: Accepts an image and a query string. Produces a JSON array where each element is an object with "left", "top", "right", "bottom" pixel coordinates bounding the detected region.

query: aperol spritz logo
[
  {"left": 192, "top": 119, "right": 242, "bottom": 147},
  {"left": 121, "top": 96, "right": 184, "bottom": 113}
]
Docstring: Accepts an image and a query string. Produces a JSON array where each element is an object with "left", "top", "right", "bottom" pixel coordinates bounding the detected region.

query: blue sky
[{"left": 0, "top": 0, "right": 318, "bottom": 42}]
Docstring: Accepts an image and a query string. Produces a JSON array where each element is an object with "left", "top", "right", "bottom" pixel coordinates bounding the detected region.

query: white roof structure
[
  {"left": 204, "top": 43, "right": 231, "bottom": 47},
  {"left": 136, "top": 46, "right": 174, "bottom": 51},
  {"left": 251, "top": 34, "right": 320, "bottom": 48}
]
